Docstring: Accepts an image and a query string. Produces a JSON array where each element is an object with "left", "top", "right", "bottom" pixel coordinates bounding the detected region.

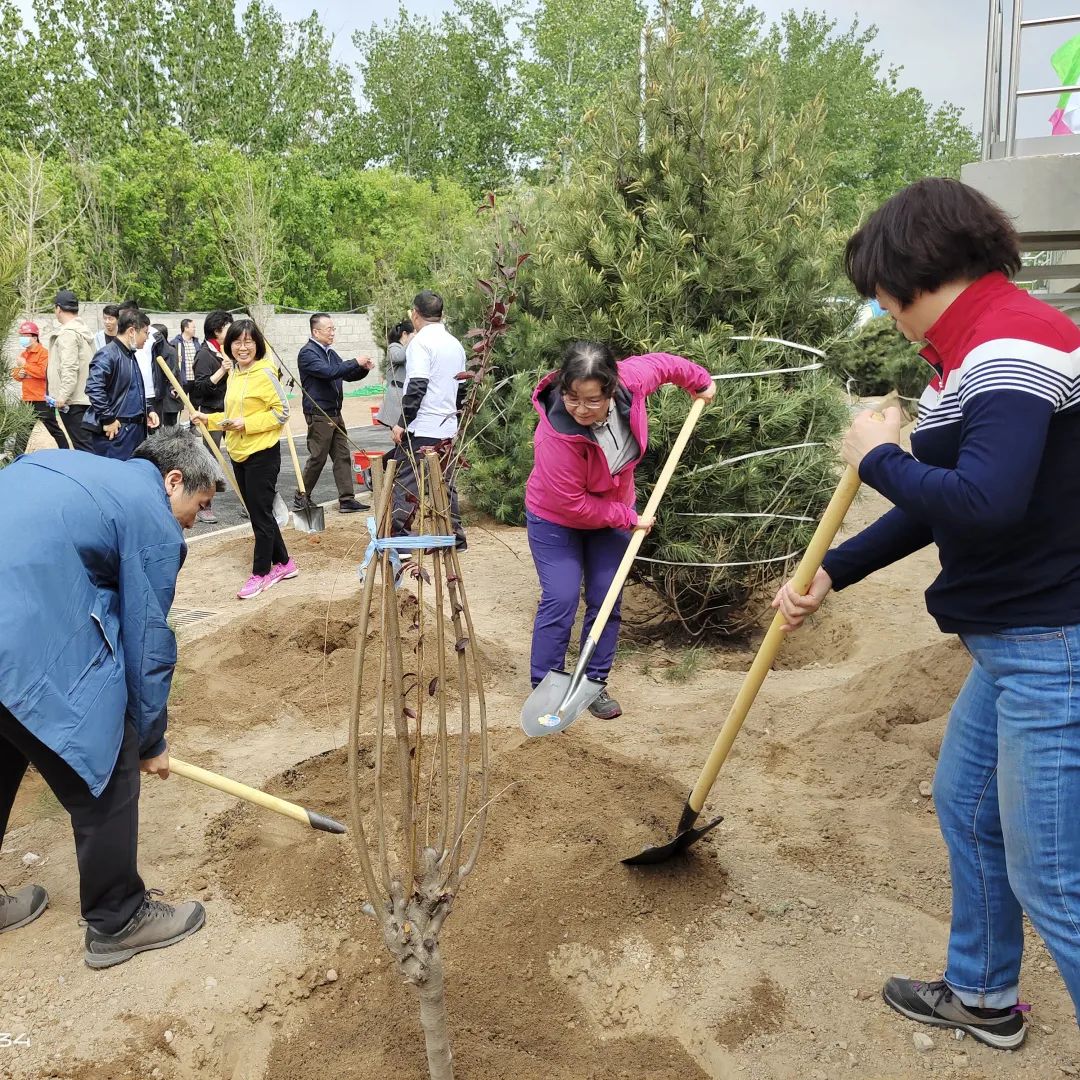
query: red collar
[{"left": 921, "top": 272, "right": 1017, "bottom": 366}]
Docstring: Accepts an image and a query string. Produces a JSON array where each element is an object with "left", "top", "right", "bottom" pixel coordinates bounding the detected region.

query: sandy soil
[{"left": 2, "top": 484, "right": 1078, "bottom": 1080}]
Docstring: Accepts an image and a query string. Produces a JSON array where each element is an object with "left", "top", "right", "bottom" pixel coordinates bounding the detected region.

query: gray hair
[{"left": 132, "top": 427, "right": 221, "bottom": 493}]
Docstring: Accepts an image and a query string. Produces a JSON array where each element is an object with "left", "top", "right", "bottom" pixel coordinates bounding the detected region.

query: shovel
[
  {"left": 155, "top": 357, "right": 249, "bottom": 515},
  {"left": 169, "top": 757, "right": 346, "bottom": 834},
  {"left": 622, "top": 462, "right": 863, "bottom": 865},
  {"left": 521, "top": 395, "right": 708, "bottom": 738},
  {"left": 283, "top": 422, "right": 324, "bottom": 533}
]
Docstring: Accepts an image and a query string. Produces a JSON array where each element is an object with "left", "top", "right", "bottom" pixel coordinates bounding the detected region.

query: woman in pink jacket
[{"left": 525, "top": 341, "right": 714, "bottom": 718}]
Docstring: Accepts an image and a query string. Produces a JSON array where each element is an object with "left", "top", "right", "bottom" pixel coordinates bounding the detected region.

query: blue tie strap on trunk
[{"left": 358, "top": 516, "right": 456, "bottom": 586}]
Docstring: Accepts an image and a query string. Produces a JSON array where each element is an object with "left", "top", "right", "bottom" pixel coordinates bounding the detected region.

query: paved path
[{"left": 191, "top": 423, "right": 395, "bottom": 535}]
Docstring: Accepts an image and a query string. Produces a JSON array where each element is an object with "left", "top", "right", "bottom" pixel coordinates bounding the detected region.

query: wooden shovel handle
[
  {"left": 587, "top": 395, "right": 708, "bottom": 646},
  {"left": 154, "top": 357, "right": 247, "bottom": 512},
  {"left": 686, "top": 464, "right": 862, "bottom": 814},
  {"left": 283, "top": 423, "right": 307, "bottom": 496},
  {"left": 54, "top": 409, "right": 74, "bottom": 449},
  {"left": 170, "top": 757, "right": 315, "bottom": 828}
]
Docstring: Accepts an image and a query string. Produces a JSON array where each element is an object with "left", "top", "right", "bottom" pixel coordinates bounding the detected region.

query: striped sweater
[{"left": 822, "top": 272, "right": 1080, "bottom": 634}]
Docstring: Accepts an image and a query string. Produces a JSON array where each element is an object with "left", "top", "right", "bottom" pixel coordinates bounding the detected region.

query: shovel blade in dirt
[
  {"left": 623, "top": 463, "right": 866, "bottom": 868},
  {"left": 520, "top": 669, "right": 604, "bottom": 737},
  {"left": 621, "top": 803, "right": 724, "bottom": 865},
  {"left": 291, "top": 497, "right": 325, "bottom": 534}
]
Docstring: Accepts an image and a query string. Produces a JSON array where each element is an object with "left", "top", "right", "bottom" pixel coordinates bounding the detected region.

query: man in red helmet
[{"left": 10, "top": 320, "right": 67, "bottom": 453}]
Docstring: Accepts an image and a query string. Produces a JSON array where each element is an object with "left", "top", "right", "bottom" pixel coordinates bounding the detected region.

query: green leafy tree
[
  {"left": 32, "top": 0, "right": 171, "bottom": 151},
  {"left": 763, "top": 11, "right": 979, "bottom": 226},
  {"left": 451, "top": 23, "right": 852, "bottom": 631},
  {"left": 0, "top": 0, "right": 39, "bottom": 147},
  {"left": 355, "top": 0, "right": 522, "bottom": 192},
  {"left": 518, "top": 0, "right": 646, "bottom": 170}
]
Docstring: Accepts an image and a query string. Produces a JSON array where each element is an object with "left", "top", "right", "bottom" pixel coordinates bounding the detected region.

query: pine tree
[
  {"left": 825, "top": 316, "right": 929, "bottom": 402},
  {"left": 449, "top": 20, "right": 854, "bottom": 632},
  {"left": 0, "top": 229, "right": 34, "bottom": 464}
]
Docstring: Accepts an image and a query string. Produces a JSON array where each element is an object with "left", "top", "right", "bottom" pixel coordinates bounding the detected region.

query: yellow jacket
[{"left": 207, "top": 359, "right": 289, "bottom": 461}]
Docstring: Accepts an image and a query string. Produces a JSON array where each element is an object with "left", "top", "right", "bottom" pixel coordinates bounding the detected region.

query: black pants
[
  {"left": 0, "top": 704, "right": 145, "bottom": 933},
  {"left": 301, "top": 413, "right": 355, "bottom": 500},
  {"left": 159, "top": 411, "right": 180, "bottom": 427},
  {"left": 13, "top": 401, "right": 67, "bottom": 454},
  {"left": 390, "top": 435, "right": 465, "bottom": 545},
  {"left": 63, "top": 405, "right": 95, "bottom": 451},
  {"left": 233, "top": 443, "right": 289, "bottom": 576}
]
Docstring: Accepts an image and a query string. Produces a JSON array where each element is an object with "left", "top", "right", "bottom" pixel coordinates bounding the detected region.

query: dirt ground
[{"left": 3, "top": 482, "right": 1079, "bottom": 1080}]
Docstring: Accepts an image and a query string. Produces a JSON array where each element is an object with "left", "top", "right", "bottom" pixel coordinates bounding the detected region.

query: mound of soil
[
  {"left": 173, "top": 590, "right": 502, "bottom": 739},
  {"left": 211, "top": 733, "right": 733, "bottom": 1079}
]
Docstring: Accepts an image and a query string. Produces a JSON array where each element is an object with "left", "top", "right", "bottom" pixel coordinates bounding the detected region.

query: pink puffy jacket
[{"left": 524, "top": 352, "right": 713, "bottom": 531}]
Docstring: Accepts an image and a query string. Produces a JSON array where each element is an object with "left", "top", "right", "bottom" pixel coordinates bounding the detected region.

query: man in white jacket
[{"left": 390, "top": 290, "right": 468, "bottom": 550}]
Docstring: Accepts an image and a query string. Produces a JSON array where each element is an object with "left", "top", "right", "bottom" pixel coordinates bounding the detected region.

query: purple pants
[{"left": 526, "top": 510, "right": 631, "bottom": 687}]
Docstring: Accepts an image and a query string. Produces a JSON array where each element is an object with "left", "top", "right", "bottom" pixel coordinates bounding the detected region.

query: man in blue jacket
[
  {"left": 84, "top": 309, "right": 160, "bottom": 459},
  {"left": 0, "top": 428, "right": 218, "bottom": 968},
  {"left": 295, "top": 312, "right": 374, "bottom": 514}
]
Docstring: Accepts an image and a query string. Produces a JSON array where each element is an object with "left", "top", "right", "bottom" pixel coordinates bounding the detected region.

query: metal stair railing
[{"left": 982, "top": 0, "right": 1080, "bottom": 158}]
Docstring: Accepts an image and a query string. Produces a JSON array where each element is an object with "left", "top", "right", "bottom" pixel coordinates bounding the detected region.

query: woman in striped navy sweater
[{"left": 775, "top": 179, "right": 1080, "bottom": 1049}]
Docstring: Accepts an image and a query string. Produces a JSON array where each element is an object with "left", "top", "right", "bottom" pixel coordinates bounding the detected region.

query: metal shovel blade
[
  {"left": 622, "top": 802, "right": 725, "bottom": 865},
  {"left": 272, "top": 492, "right": 290, "bottom": 528},
  {"left": 291, "top": 499, "right": 325, "bottom": 534},
  {"left": 520, "top": 670, "right": 605, "bottom": 738}
]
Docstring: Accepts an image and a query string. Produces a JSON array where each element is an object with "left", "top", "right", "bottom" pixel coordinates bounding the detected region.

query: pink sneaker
[
  {"left": 237, "top": 573, "right": 267, "bottom": 600},
  {"left": 266, "top": 559, "right": 299, "bottom": 586}
]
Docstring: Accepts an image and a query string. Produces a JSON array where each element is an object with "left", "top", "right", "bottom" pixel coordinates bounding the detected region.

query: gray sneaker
[
  {"left": 0, "top": 884, "right": 48, "bottom": 934},
  {"left": 588, "top": 688, "right": 623, "bottom": 719},
  {"left": 883, "top": 976, "right": 1028, "bottom": 1050},
  {"left": 84, "top": 890, "right": 205, "bottom": 969}
]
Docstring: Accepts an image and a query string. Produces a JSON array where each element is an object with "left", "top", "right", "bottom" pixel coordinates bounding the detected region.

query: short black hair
[
  {"left": 117, "top": 309, "right": 142, "bottom": 334},
  {"left": 136, "top": 311, "right": 151, "bottom": 329},
  {"left": 558, "top": 340, "right": 619, "bottom": 398},
  {"left": 180, "top": 318, "right": 192, "bottom": 333},
  {"left": 413, "top": 290, "right": 443, "bottom": 320},
  {"left": 388, "top": 319, "right": 414, "bottom": 345},
  {"left": 224, "top": 318, "right": 267, "bottom": 361},
  {"left": 118, "top": 298, "right": 139, "bottom": 314},
  {"left": 102, "top": 304, "right": 120, "bottom": 318},
  {"left": 204, "top": 309, "right": 232, "bottom": 341},
  {"left": 309, "top": 311, "right": 330, "bottom": 333},
  {"left": 845, "top": 178, "right": 1022, "bottom": 307}
]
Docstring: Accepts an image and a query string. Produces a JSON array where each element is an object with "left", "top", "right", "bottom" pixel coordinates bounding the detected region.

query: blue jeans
[
  {"left": 935, "top": 625, "right": 1080, "bottom": 1019},
  {"left": 526, "top": 511, "right": 630, "bottom": 687}
]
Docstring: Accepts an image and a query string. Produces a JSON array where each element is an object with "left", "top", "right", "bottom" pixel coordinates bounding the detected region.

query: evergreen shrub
[{"left": 448, "top": 24, "right": 856, "bottom": 631}]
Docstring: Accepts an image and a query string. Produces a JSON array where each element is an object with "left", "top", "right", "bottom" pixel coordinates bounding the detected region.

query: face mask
[{"left": 18, "top": 336, "right": 30, "bottom": 348}]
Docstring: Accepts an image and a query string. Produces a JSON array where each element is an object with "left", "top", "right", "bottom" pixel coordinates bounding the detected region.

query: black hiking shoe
[
  {"left": 588, "top": 689, "right": 622, "bottom": 720},
  {"left": 84, "top": 890, "right": 205, "bottom": 970},
  {"left": 0, "top": 884, "right": 48, "bottom": 934},
  {"left": 338, "top": 497, "right": 369, "bottom": 513},
  {"left": 883, "top": 977, "right": 1028, "bottom": 1050}
]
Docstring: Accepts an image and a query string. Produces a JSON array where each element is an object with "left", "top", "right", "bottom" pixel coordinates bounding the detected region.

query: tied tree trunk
[{"left": 348, "top": 451, "right": 489, "bottom": 1079}]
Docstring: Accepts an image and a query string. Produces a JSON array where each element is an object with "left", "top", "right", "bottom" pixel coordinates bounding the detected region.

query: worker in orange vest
[{"left": 11, "top": 321, "right": 67, "bottom": 453}]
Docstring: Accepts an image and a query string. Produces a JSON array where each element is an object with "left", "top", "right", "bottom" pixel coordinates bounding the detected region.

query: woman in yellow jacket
[{"left": 193, "top": 319, "right": 296, "bottom": 599}]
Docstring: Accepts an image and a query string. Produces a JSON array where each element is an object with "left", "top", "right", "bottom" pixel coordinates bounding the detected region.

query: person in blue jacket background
[
  {"left": 0, "top": 428, "right": 218, "bottom": 969},
  {"left": 295, "top": 311, "right": 374, "bottom": 514},
  {"left": 83, "top": 308, "right": 160, "bottom": 460}
]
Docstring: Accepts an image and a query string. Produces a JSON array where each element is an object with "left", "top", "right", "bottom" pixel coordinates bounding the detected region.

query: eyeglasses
[{"left": 562, "top": 392, "right": 609, "bottom": 410}]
